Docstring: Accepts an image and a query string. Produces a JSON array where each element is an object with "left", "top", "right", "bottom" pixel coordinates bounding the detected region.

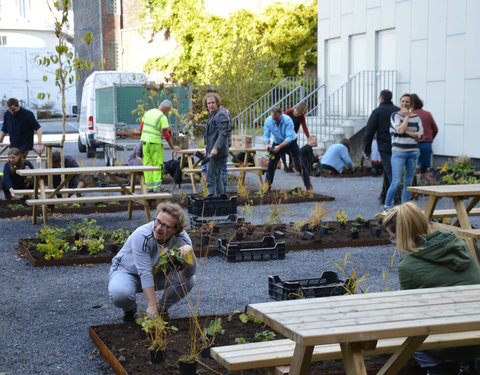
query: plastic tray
[
  {"left": 218, "top": 236, "right": 285, "bottom": 262},
  {"left": 268, "top": 271, "right": 348, "bottom": 300},
  {"left": 187, "top": 194, "right": 237, "bottom": 217}
]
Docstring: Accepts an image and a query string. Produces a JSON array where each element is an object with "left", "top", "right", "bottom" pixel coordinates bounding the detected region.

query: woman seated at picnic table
[
  {"left": 108, "top": 202, "right": 196, "bottom": 322},
  {"left": 383, "top": 202, "right": 480, "bottom": 375},
  {"left": 2, "top": 147, "right": 33, "bottom": 200},
  {"left": 320, "top": 138, "right": 354, "bottom": 175},
  {"left": 51, "top": 151, "right": 86, "bottom": 198}
]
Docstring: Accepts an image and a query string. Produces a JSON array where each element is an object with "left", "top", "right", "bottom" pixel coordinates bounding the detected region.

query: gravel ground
[{"left": 1, "top": 170, "right": 479, "bottom": 375}]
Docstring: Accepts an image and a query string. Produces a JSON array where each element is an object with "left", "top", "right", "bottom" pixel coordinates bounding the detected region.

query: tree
[{"left": 36, "top": 0, "right": 100, "bottom": 167}]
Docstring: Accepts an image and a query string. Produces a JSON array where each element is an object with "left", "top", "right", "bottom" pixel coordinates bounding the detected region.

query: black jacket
[{"left": 363, "top": 101, "right": 400, "bottom": 155}]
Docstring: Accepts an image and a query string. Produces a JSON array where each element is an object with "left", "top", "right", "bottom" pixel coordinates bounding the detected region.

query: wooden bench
[
  {"left": 13, "top": 185, "right": 143, "bottom": 196},
  {"left": 431, "top": 207, "right": 480, "bottom": 219},
  {"left": 183, "top": 166, "right": 266, "bottom": 175},
  {"left": 26, "top": 193, "right": 171, "bottom": 206},
  {"left": 430, "top": 222, "right": 480, "bottom": 241},
  {"left": 212, "top": 331, "right": 480, "bottom": 374}
]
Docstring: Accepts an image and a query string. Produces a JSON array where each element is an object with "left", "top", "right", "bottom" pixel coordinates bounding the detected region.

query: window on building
[
  {"left": 107, "top": 42, "right": 119, "bottom": 70},
  {"left": 106, "top": 0, "right": 120, "bottom": 14},
  {"left": 0, "top": 36, "right": 7, "bottom": 46}
]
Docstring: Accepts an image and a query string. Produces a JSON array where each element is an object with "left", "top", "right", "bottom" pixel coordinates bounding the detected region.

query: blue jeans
[
  {"left": 418, "top": 141, "right": 432, "bottom": 169},
  {"left": 206, "top": 155, "right": 228, "bottom": 196},
  {"left": 385, "top": 150, "right": 419, "bottom": 209},
  {"left": 202, "top": 162, "right": 227, "bottom": 193}
]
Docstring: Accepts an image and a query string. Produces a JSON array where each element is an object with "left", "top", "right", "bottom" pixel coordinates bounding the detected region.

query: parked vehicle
[{"left": 77, "top": 71, "right": 147, "bottom": 158}]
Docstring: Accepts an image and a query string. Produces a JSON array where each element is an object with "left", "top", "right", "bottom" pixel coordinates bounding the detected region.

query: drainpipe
[{"left": 98, "top": 0, "right": 103, "bottom": 66}]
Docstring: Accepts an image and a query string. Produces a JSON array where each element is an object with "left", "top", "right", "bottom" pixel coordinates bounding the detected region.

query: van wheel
[
  {"left": 86, "top": 144, "right": 96, "bottom": 158},
  {"left": 78, "top": 136, "right": 86, "bottom": 153}
]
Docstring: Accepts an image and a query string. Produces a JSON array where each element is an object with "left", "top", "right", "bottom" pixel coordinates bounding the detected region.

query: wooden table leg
[
  {"left": 252, "top": 151, "right": 264, "bottom": 188},
  {"left": 340, "top": 342, "right": 367, "bottom": 375},
  {"left": 32, "top": 176, "right": 39, "bottom": 225},
  {"left": 453, "top": 197, "right": 480, "bottom": 262},
  {"left": 140, "top": 173, "right": 151, "bottom": 222},
  {"left": 377, "top": 335, "right": 427, "bottom": 375},
  {"left": 423, "top": 195, "right": 439, "bottom": 220},
  {"left": 127, "top": 172, "right": 136, "bottom": 220},
  {"left": 453, "top": 196, "right": 480, "bottom": 227},
  {"left": 187, "top": 155, "right": 198, "bottom": 194},
  {"left": 289, "top": 344, "right": 314, "bottom": 375},
  {"left": 46, "top": 146, "right": 53, "bottom": 188},
  {"left": 39, "top": 178, "right": 48, "bottom": 225}
]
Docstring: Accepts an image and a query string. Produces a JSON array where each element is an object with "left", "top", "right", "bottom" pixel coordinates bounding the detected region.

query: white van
[{"left": 77, "top": 71, "right": 147, "bottom": 157}]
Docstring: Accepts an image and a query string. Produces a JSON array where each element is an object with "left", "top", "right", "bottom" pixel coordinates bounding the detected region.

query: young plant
[
  {"left": 7, "top": 203, "right": 25, "bottom": 211},
  {"left": 202, "top": 318, "right": 225, "bottom": 348},
  {"left": 336, "top": 210, "right": 348, "bottom": 225},
  {"left": 355, "top": 214, "right": 368, "bottom": 224},
  {"left": 235, "top": 337, "right": 249, "bottom": 345},
  {"left": 308, "top": 203, "right": 331, "bottom": 228},
  {"left": 333, "top": 252, "right": 369, "bottom": 295},
  {"left": 199, "top": 174, "right": 209, "bottom": 198},
  {"left": 136, "top": 314, "right": 178, "bottom": 352},
  {"left": 154, "top": 246, "right": 194, "bottom": 274},
  {"left": 35, "top": 226, "right": 70, "bottom": 260},
  {"left": 254, "top": 330, "right": 276, "bottom": 342},
  {"left": 239, "top": 313, "right": 262, "bottom": 324},
  {"left": 109, "top": 228, "right": 131, "bottom": 245}
]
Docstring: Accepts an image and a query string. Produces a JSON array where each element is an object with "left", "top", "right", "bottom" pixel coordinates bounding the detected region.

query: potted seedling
[
  {"left": 370, "top": 222, "right": 382, "bottom": 237},
  {"left": 200, "top": 318, "right": 225, "bottom": 359},
  {"left": 355, "top": 214, "right": 369, "bottom": 228},
  {"left": 336, "top": 210, "right": 348, "bottom": 229},
  {"left": 350, "top": 226, "right": 359, "bottom": 239},
  {"left": 307, "top": 203, "right": 331, "bottom": 232},
  {"left": 200, "top": 223, "right": 213, "bottom": 247},
  {"left": 136, "top": 314, "right": 178, "bottom": 364},
  {"left": 244, "top": 223, "right": 256, "bottom": 235},
  {"left": 318, "top": 224, "right": 330, "bottom": 235},
  {"left": 303, "top": 231, "right": 314, "bottom": 240},
  {"left": 235, "top": 225, "right": 249, "bottom": 241}
]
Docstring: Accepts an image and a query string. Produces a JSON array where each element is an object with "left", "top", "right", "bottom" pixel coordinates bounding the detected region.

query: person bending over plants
[
  {"left": 108, "top": 202, "right": 197, "bottom": 322},
  {"left": 383, "top": 202, "right": 480, "bottom": 374}
]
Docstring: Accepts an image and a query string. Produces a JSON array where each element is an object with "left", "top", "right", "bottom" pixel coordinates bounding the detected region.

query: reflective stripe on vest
[{"left": 141, "top": 109, "right": 165, "bottom": 143}]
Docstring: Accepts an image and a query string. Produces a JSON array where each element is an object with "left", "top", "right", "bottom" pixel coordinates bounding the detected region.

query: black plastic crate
[
  {"left": 190, "top": 214, "right": 239, "bottom": 228},
  {"left": 188, "top": 194, "right": 237, "bottom": 217},
  {"left": 268, "top": 271, "right": 348, "bottom": 301},
  {"left": 218, "top": 236, "right": 285, "bottom": 262}
]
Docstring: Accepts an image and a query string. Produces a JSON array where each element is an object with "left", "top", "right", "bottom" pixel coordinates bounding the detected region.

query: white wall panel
[
  {"left": 447, "top": 0, "right": 466, "bottom": 35},
  {"left": 426, "top": 0, "right": 447, "bottom": 82},
  {"left": 353, "top": 0, "right": 367, "bottom": 34},
  {"left": 444, "top": 125, "right": 463, "bottom": 156},
  {"left": 465, "top": 0, "right": 480, "bottom": 79},
  {"left": 367, "top": 0, "right": 381, "bottom": 8},
  {"left": 330, "top": 0, "right": 342, "bottom": 37},
  {"left": 463, "top": 79, "right": 480, "bottom": 158},
  {"left": 366, "top": 6, "right": 381, "bottom": 33},
  {"left": 341, "top": 0, "right": 353, "bottom": 14},
  {"left": 411, "top": 0, "right": 428, "bottom": 40},
  {"left": 394, "top": 1, "right": 411, "bottom": 83},
  {"left": 410, "top": 40, "right": 427, "bottom": 98},
  {"left": 381, "top": 0, "right": 396, "bottom": 29},
  {"left": 426, "top": 81, "right": 445, "bottom": 156},
  {"left": 318, "top": 0, "right": 330, "bottom": 20},
  {"left": 444, "top": 34, "right": 465, "bottom": 125}
]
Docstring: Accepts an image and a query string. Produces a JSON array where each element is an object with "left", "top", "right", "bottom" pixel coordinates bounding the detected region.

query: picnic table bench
[
  {"left": 175, "top": 147, "right": 267, "bottom": 193},
  {"left": 16, "top": 165, "right": 171, "bottom": 224},
  {"left": 219, "top": 284, "right": 480, "bottom": 375},
  {"left": 408, "top": 184, "right": 480, "bottom": 263}
]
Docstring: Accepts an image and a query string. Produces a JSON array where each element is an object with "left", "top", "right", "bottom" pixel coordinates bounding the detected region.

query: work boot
[{"left": 424, "top": 171, "right": 436, "bottom": 185}]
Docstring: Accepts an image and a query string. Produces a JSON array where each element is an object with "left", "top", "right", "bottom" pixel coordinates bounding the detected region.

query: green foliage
[
  {"left": 235, "top": 337, "right": 249, "bottom": 345},
  {"left": 109, "top": 228, "right": 131, "bottom": 245},
  {"left": 36, "top": 226, "right": 70, "bottom": 260},
  {"left": 254, "top": 330, "right": 276, "bottom": 342},
  {"left": 239, "top": 313, "right": 263, "bottom": 324},
  {"left": 139, "top": 0, "right": 317, "bottom": 116},
  {"left": 204, "top": 318, "right": 225, "bottom": 337},
  {"left": 154, "top": 245, "right": 193, "bottom": 274},
  {"left": 355, "top": 214, "right": 368, "bottom": 223},
  {"left": 137, "top": 315, "right": 178, "bottom": 351},
  {"left": 336, "top": 210, "right": 348, "bottom": 225},
  {"left": 7, "top": 204, "right": 25, "bottom": 211}
]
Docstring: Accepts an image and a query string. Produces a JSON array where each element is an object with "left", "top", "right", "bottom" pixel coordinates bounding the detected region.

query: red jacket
[
  {"left": 284, "top": 108, "right": 309, "bottom": 138},
  {"left": 413, "top": 108, "right": 438, "bottom": 143}
]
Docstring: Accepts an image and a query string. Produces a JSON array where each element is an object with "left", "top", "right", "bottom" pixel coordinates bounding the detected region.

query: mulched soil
[
  {"left": 315, "top": 167, "right": 380, "bottom": 178},
  {"left": 91, "top": 315, "right": 421, "bottom": 375}
]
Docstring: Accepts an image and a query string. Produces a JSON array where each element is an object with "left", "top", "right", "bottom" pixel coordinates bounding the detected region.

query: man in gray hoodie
[{"left": 108, "top": 202, "right": 196, "bottom": 322}]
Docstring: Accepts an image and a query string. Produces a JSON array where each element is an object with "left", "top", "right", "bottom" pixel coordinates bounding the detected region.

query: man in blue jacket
[
  {"left": 0, "top": 98, "right": 44, "bottom": 157},
  {"left": 263, "top": 107, "right": 311, "bottom": 191}
]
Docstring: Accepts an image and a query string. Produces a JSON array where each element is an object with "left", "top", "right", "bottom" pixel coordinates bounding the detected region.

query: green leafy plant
[
  {"left": 355, "top": 214, "right": 368, "bottom": 224},
  {"left": 35, "top": 226, "right": 70, "bottom": 260},
  {"left": 136, "top": 315, "right": 178, "bottom": 351},
  {"left": 7, "top": 204, "right": 25, "bottom": 211},
  {"left": 202, "top": 318, "right": 225, "bottom": 348},
  {"left": 235, "top": 337, "right": 249, "bottom": 345},
  {"left": 239, "top": 313, "right": 262, "bottom": 324},
  {"left": 154, "top": 246, "right": 193, "bottom": 274},
  {"left": 308, "top": 203, "right": 331, "bottom": 227},
  {"left": 109, "top": 228, "right": 131, "bottom": 245},
  {"left": 254, "top": 330, "right": 276, "bottom": 342},
  {"left": 336, "top": 210, "right": 348, "bottom": 225}
]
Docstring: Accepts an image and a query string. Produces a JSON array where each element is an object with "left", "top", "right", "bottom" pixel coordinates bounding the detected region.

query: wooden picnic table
[
  {"left": 175, "top": 147, "right": 266, "bottom": 194},
  {"left": 16, "top": 165, "right": 171, "bottom": 225},
  {"left": 247, "top": 284, "right": 480, "bottom": 375},
  {"left": 408, "top": 184, "right": 480, "bottom": 260}
]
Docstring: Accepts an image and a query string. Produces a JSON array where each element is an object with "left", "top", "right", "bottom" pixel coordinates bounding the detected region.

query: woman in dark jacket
[
  {"left": 282, "top": 103, "right": 309, "bottom": 172},
  {"left": 2, "top": 147, "right": 33, "bottom": 200},
  {"left": 383, "top": 202, "right": 480, "bottom": 374}
]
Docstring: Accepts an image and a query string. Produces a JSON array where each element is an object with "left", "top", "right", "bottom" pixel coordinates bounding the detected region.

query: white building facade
[
  {"left": 317, "top": 0, "right": 480, "bottom": 159},
  {"left": 0, "top": 0, "right": 76, "bottom": 115}
]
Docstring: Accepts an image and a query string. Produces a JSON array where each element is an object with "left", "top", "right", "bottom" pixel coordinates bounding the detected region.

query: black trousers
[{"left": 266, "top": 140, "right": 311, "bottom": 190}]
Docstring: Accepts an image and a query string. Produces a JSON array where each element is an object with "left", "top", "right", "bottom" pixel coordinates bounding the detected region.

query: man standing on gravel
[
  {"left": 108, "top": 202, "right": 196, "bottom": 322},
  {"left": 363, "top": 90, "right": 400, "bottom": 204},
  {"left": 0, "top": 98, "right": 44, "bottom": 158}
]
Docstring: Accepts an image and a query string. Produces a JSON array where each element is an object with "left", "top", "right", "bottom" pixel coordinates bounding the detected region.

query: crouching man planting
[{"left": 108, "top": 202, "right": 196, "bottom": 322}]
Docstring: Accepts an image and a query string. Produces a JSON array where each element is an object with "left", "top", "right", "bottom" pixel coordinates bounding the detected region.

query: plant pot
[
  {"left": 300, "top": 223, "right": 310, "bottom": 232},
  {"left": 338, "top": 222, "right": 346, "bottom": 230},
  {"left": 235, "top": 232, "right": 244, "bottom": 241},
  {"left": 150, "top": 348, "right": 166, "bottom": 364},
  {"left": 212, "top": 225, "right": 219, "bottom": 233},
  {"left": 200, "top": 346, "right": 213, "bottom": 359},
  {"left": 274, "top": 230, "right": 284, "bottom": 239},
  {"left": 370, "top": 227, "right": 381, "bottom": 237},
  {"left": 303, "top": 231, "right": 314, "bottom": 241},
  {"left": 318, "top": 227, "right": 329, "bottom": 235},
  {"left": 179, "top": 360, "right": 197, "bottom": 375},
  {"left": 350, "top": 231, "right": 359, "bottom": 239}
]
